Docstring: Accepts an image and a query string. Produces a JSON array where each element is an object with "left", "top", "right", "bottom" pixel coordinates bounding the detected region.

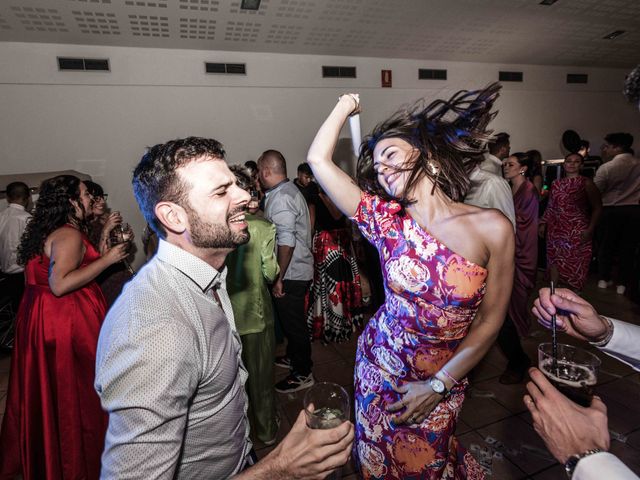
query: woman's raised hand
[{"left": 338, "top": 93, "right": 360, "bottom": 116}]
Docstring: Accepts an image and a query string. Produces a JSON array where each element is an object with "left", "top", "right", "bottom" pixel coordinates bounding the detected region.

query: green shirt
[{"left": 226, "top": 214, "right": 279, "bottom": 335}]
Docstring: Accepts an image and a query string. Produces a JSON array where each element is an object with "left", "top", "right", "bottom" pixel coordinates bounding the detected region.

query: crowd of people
[{"left": 0, "top": 68, "right": 638, "bottom": 479}]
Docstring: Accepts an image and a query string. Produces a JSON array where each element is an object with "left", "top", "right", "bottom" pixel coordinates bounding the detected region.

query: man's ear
[{"left": 155, "top": 201, "right": 188, "bottom": 235}]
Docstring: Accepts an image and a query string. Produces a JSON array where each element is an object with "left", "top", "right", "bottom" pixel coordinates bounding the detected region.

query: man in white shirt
[
  {"left": 96, "top": 137, "right": 353, "bottom": 479},
  {"left": 593, "top": 132, "right": 640, "bottom": 295},
  {"left": 464, "top": 159, "right": 516, "bottom": 231},
  {"left": 526, "top": 287, "right": 640, "bottom": 480},
  {"left": 0, "top": 181, "right": 31, "bottom": 313},
  {"left": 480, "top": 132, "right": 510, "bottom": 175}
]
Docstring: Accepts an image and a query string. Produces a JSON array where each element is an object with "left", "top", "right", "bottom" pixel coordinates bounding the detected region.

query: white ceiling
[{"left": 0, "top": 0, "right": 639, "bottom": 68}]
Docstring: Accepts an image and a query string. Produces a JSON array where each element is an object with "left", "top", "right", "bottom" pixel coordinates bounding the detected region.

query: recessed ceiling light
[
  {"left": 539, "top": 0, "right": 559, "bottom": 5},
  {"left": 603, "top": 30, "right": 626, "bottom": 39},
  {"left": 240, "top": 0, "right": 261, "bottom": 10}
]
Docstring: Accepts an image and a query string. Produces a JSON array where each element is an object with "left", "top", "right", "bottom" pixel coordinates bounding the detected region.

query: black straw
[{"left": 550, "top": 281, "right": 558, "bottom": 371}]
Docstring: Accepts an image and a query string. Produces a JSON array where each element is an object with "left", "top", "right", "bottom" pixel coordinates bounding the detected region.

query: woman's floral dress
[{"left": 350, "top": 192, "right": 487, "bottom": 479}]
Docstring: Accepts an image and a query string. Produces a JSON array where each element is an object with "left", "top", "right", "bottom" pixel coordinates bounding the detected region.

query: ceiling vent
[
  {"left": 567, "top": 73, "right": 588, "bottom": 84},
  {"left": 419, "top": 68, "right": 447, "bottom": 80},
  {"left": 205, "top": 62, "right": 246, "bottom": 74},
  {"left": 539, "top": 0, "right": 559, "bottom": 5},
  {"left": 322, "top": 66, "right": 356, "bottom": 78},
  {"left": 58, "top": 57, "right": 110, "bottom": 71},
  {"left": 499, "top": 71, "right": 523, "bottom": 82}
]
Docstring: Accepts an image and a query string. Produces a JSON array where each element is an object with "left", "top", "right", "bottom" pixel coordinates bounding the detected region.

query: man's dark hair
[
  {"left": 580, "top": 139, "right": 590, "bottom": 149},
  {"left": 258, "top": 149, "right": 287, "bottom": 175},
  {"left": 297, "top": 162, "right": 312, "bottom": 176},
  {"left": 488, "top": 132, "right": 510, "bottom": 155},
  {"left": 6, "top": 181, "right": 30, "bottom": 203},
  {"left": 132, "top": 137, "right": 226, "bottom": 238},
  {"left": 604, "top": 132, "right": 634, "bottom": 153}
]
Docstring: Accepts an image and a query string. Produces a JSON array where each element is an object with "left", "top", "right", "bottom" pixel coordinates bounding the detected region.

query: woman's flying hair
[{"left": 357, "top": 82, "right": 501, "bottom": 204}]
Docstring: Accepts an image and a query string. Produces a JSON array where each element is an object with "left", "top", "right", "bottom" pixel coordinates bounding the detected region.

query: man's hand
[
  {"left": 524, "top": 368, "right": 609, "bottom": 464},
  {"left": 241, "top": 410, "right": 353, "bottom": 480},
  {"left": 532, "top": 287, "right": 609, "bottom": 342},
  {"left": 272, "top": 278, "right": 285, "bottom": 298},
  {"left": 386, "top": 380, "right": 443, "bottom": 425}
]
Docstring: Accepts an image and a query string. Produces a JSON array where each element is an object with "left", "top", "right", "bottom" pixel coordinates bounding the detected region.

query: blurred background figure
[
  {"left": 500, "top": 152, "right": 539, "bottom": 384},
  {"left": 84, "top": 180, "right": 135, "bottom": 307},
  {"left": 525, "top": 149, "right": 544, "bottom": 195},
  {"left": 0, "top": 175, "right": 128, "bottom": 479},
  {"left": 293, "top": 162, "right": 318, "bottom": 229},
  {"left": 594, "top": 132, "right": 640, "bottom": 296},
  {"left": 306, "top": 185, "right": 363, "bottom": 343},
  {"left": 226, "top": 165, "right": 280, "bottom": 446},
  {"left": 0, "top": 182, "right": 32, "bottom": 317},
  {"left": 539, "top": 153, "right": 602, "bottom": 291}
]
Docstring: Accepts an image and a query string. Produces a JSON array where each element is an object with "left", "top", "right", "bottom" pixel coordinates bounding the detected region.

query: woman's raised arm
[{"left": 307, "top": 94, "right": 364, "bottom": 217}]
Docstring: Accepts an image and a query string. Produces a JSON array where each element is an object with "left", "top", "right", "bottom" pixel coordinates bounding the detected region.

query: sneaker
[
  {"left": 274, "top": 355, "right": 292, "bottom": 370},
  {"left": 597, "top": 280, "right": 613, "bottom": 289},
  {"left": 616, "top": 285, "right": 626, "bottom": 295},
  {"left": 275, "top": 372, "right": 315, "bottom": 393}
]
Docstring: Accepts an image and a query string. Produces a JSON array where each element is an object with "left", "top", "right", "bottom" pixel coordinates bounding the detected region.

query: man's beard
[{"left": 185, "top": 204, "right": 250, "bottom": 249}]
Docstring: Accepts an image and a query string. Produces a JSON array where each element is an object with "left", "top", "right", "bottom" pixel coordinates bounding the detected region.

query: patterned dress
[
  {"left": 542, "top": 176, "right": 592, "bottom": 290},
  {"left": 350, "top": 192, "right": 487, "bottom": 480}
]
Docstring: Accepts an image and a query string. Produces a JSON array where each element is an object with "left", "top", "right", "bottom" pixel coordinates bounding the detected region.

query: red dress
[
  {"left": 0, "top": 227, "right": 108, "bottom": 480},
  {"left": 542, "top": 176, "right": 592, "bottom": 290}
]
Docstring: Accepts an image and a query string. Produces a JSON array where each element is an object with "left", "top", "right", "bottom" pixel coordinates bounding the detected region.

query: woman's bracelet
[
  {"left": 438, "top": 368, "right": 459, "bottom": 386},
  {"left": 590, "top": 315, "right": 614, "bottom": 348}
]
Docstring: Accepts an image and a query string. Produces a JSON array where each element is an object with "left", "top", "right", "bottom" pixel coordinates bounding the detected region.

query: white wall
[{"left": 1, "top": 42, "right": 639, "bottom": 266}]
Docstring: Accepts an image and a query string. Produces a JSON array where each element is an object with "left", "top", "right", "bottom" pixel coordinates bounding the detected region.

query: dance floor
[{"left": 1, "top": 272, "right": 639, "bottom": 479}]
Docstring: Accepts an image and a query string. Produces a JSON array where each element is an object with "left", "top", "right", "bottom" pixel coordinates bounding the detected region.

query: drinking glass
[
  {"left": 538, "top": 343, "right": 601, "bottom": 407},
  {"left": 303, "top": 382, "right": 350, "bottom": 480}
]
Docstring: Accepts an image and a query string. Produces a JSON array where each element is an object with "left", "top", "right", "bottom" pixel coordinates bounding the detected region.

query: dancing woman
[{"left": 307, "top": 85, "right": 514, "bottom": 479}]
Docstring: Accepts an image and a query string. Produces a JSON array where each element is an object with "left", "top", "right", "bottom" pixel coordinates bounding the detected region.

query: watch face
[{"left": 430, "top": 378, "right": 445, "bottom": 394}]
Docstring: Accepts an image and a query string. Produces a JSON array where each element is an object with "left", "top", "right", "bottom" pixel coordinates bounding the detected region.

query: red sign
[{"left": 381, "top": 70, "right": 392, "bottom": 88}]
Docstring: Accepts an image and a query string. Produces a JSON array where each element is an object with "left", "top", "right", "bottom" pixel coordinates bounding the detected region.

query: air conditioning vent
[
  {"left": 419, "top": 68, "right": 447, "bottom": 80},
  {"left": 322, "top": 66, "right": 356, "bottom": 78},
  {"left": 567, "top": 73, "right": 588, "bottom": 84},
  {"left": 225, "top": 63, "right": 246, "bottom": 74},
  {"left": 205, "top": 62, "right": 246, "bottom": 74},
  {"left": 58, "top": 57, "right": 110, "bottom": 71},
  {"left": 499, "top": 71, "right": 523, "bottom": 82}
]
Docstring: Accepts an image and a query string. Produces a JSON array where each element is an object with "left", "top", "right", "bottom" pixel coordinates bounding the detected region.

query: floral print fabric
[{"left": 350, "top": 192, "right": 487, "bottom": 479}]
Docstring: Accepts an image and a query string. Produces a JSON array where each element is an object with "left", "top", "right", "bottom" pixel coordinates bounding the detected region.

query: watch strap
[{"left": 564, "top": 449, "right": 602, "bottom": 478}]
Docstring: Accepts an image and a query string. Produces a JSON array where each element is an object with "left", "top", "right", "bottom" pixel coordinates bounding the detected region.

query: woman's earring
[
  {"left": 427, "top": 159, "right": 440, "bottom": 176},
  {"left": 520, "top": 170, "right": 525, "bottom": 176}
]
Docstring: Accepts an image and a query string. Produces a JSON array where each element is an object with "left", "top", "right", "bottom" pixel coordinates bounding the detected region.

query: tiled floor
[{"left": 1, "top": 273, "right": 639, "bottom": 479}]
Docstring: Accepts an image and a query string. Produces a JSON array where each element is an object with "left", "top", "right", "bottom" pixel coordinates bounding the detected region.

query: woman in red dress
[
  {"left": 0, "top": 175, "right": 128, "bottom": 479},
  {"left": 539, "top": 153, "right": 602, "bottom": 291}
]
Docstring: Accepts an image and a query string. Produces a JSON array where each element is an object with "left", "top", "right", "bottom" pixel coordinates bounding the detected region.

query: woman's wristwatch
[
  {"left": 429, "top": 376, "right": 447, "bottom": 395},
  {"left": 564, "top": 449, "right": 602, "bottom": 478}
]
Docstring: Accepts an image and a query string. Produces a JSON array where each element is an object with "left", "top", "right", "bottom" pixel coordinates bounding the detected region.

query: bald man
[{"left": 257, "top": 150, "right": 315, "bottom": 393}]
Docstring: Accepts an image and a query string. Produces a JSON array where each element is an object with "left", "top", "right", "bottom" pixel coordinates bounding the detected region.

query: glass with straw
[{"left": 537, "top": 282, "right": 601, "bottom": 407}]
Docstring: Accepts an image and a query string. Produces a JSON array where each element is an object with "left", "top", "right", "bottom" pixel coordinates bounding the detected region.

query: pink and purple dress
[{"left": 350, "top": 192, "right": 487, "bottom": 479}]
